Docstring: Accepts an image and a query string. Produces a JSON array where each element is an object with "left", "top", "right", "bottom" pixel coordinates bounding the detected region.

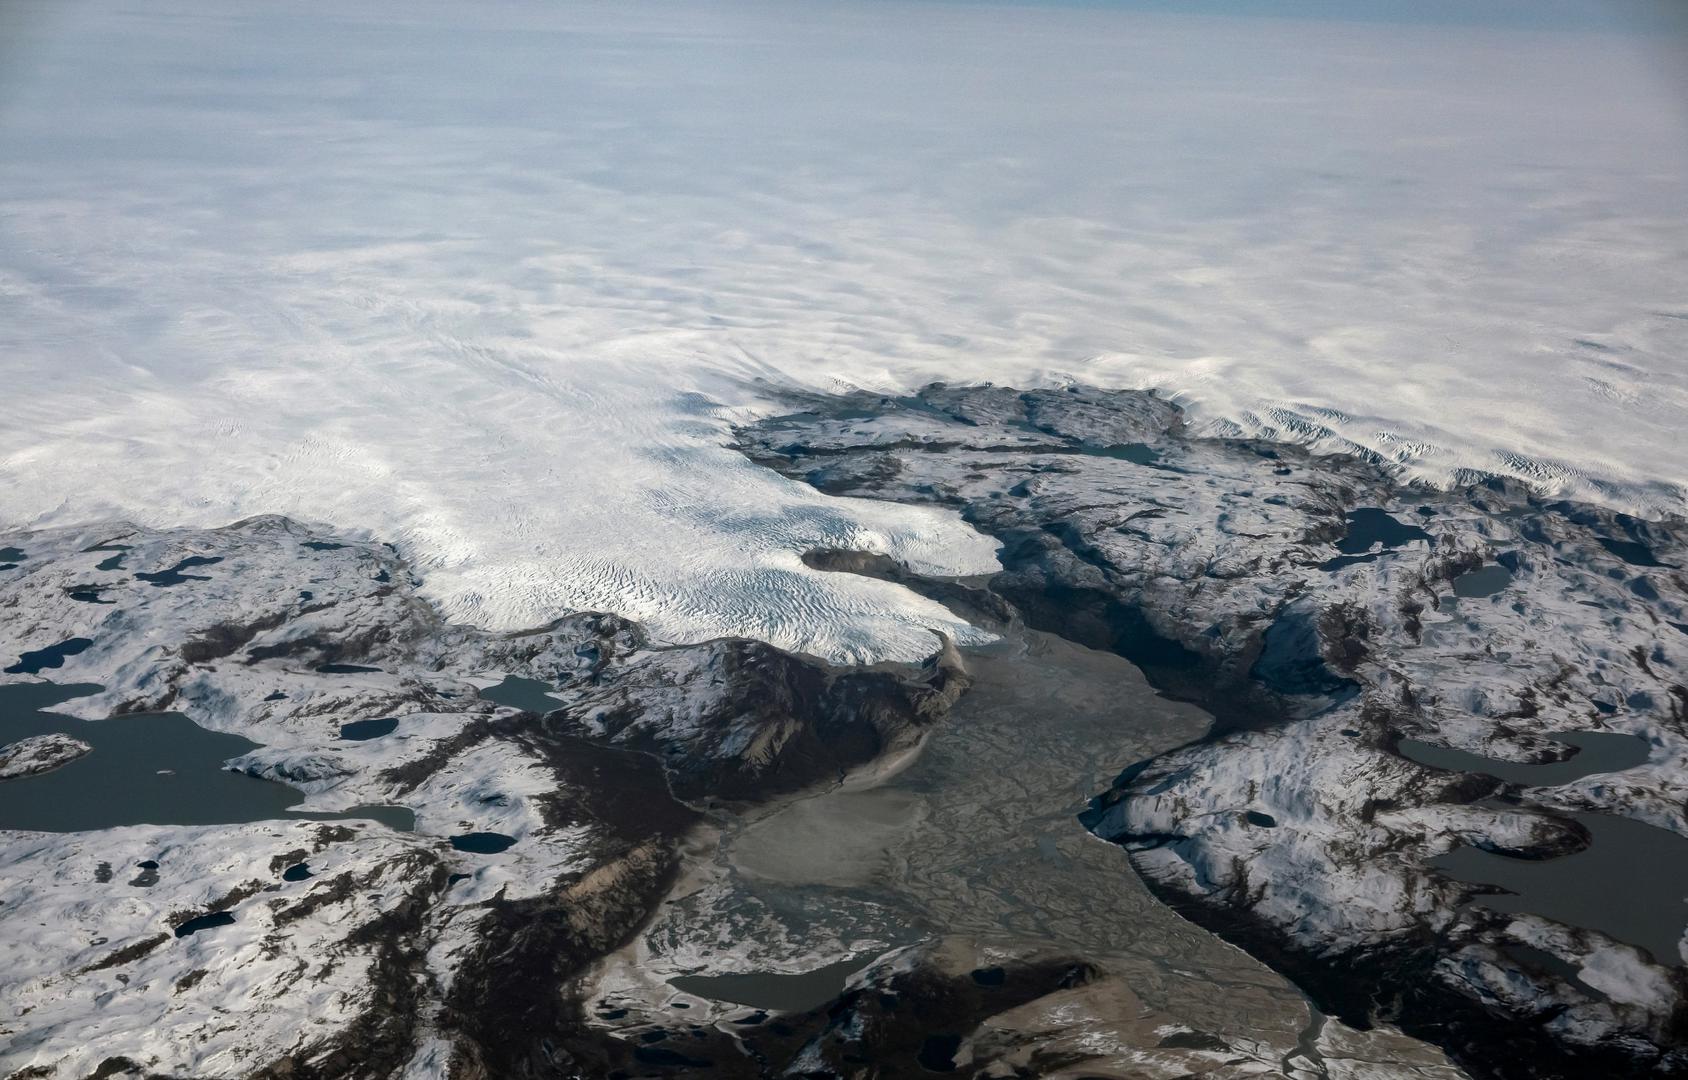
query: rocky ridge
[{"left": 736, "top": 382, "right": 1688, "bottom": 1080}]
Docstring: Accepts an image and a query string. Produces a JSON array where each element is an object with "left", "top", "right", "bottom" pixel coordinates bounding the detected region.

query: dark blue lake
[{"left": 0, "top": 681, "right": 412, "bottom": 833}]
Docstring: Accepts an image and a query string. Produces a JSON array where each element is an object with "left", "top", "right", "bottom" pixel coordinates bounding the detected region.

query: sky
[{"left": 1, "top": 0, "right": 1686, "bottom": 661}]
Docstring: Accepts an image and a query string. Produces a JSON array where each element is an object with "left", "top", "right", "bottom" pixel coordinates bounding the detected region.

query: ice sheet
[{"left": 2, "top": 0, "right": 1684, "bottom": 659}]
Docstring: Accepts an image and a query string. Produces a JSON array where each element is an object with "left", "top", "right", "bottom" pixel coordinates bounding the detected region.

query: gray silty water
[
  {"left": 0, "top": 681, "right": 412, "bottom": 832},
  {"left": 1402, "top": 729, "right": 1683, "bottom": 964},
  {"left": 1398, "top": 730, "right": 1650, "bottom": 787},
  {"left": 650, "top": 626, "right": 1326, "bottom": 1051}
]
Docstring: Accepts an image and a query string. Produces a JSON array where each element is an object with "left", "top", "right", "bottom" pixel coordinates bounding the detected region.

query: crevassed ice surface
[{"left": 2, "top": 0, "right": 1686, "bottom": 661}]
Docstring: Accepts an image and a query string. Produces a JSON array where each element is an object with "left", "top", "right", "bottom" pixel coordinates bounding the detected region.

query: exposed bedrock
[
  {"left": 0, "top": 515, "right": 964, "bottom": 1078},
  {"left": 0, "top": 733, "right": 91, "bottom": 779},
  {"left": 735, "top": 382, "right": 1688, "bottom": 1080}
]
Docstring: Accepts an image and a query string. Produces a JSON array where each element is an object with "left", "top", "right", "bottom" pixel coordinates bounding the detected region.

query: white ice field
[{"left": 2, "top": 0, "right": 1686, "bottom": 661}]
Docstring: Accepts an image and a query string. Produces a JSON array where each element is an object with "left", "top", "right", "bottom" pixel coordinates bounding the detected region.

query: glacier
[{"left": 1, "top": 0, "right": 1686, "bottom": 661}]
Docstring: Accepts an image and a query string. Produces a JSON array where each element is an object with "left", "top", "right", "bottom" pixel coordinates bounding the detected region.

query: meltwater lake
[
  {"left": 0, "top": 681, "right": 412, "bottom": 833},
  {"left": 1402, "top": 728, "right": 1687, "bottom": 965}
]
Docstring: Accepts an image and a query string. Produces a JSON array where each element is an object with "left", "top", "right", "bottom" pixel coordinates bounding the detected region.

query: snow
[
  {"left": 0, "top": 512, "right": 991, "bottom": 1072},
  {"left": 1577, "top": 942, "right": 1680, "bottom": 1008},
  {"left": 0, "top": 734, "right": 90, "bottom": 779},
  {"left": 2, "top": 1, "right": 1686, "bottom": 662},
  {"left": 0, "top": 821, "right": 442, "bottom": 1078}
]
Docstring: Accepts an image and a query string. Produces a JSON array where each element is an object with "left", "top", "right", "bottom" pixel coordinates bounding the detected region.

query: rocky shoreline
[
  {"left": 0, "top": 733, "right": 90, "bottom": 780},
  {"left": 736, "top": 382, "right": 1688, "bottom": 1080}
]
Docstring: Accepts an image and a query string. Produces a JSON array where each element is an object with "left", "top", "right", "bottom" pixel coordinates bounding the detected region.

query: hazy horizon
[{"left": 3, "top": 0, "right": 1686, "bottom": 660}]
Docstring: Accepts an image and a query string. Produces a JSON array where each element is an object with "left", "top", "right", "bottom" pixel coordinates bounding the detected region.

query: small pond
[
  {"left": 175, "top": 912, "right": 236, "bottom": 938},
  {"left": 1451, "top": 563, "right": 1513, "bottom": 599},
  {"left": 1079, "top": 442, "right": 1159, "bottom": 465},
  {"left": 1598, "top": 536, "right": 1671, "bottom": 569},
  {"left": 340, "top": 717, "right": 399, "bottom": 741},
  {"left": 134, "top": 555, "right": 223, "bottom": 587},
  {"left": 1320, "top": 508, "right": 1434, "bottom": 571},
  {"left": 479, "top": 675, "right": 566, "bottom": 714}
]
